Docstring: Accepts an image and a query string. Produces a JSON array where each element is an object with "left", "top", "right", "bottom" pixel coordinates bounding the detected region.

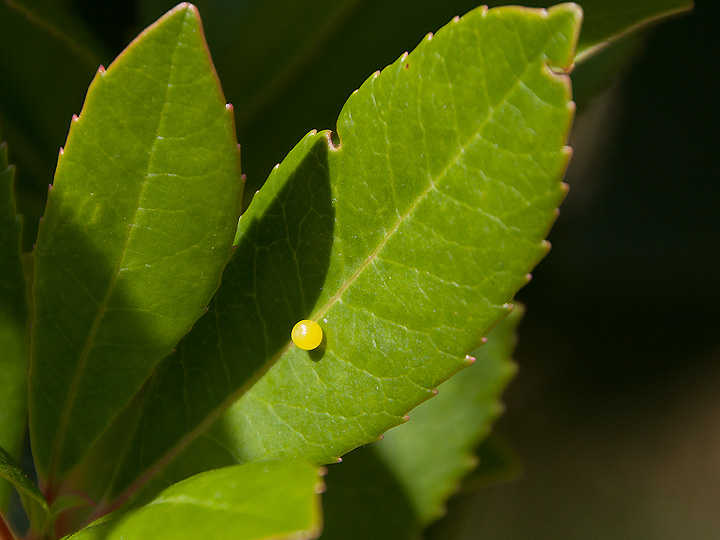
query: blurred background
[{"left": 2, "top": 0, "right": 718, "bottom": 537}]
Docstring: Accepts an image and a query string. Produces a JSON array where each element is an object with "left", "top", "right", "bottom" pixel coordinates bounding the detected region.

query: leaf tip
[
  {"left": 173, "top": 2, "right": 195, "bottom": 14},
  {"left": 465, "top": 354, "right": 476, "bottom": 365}
]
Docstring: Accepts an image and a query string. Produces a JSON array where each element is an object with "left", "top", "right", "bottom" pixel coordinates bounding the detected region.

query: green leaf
[
  {"left": 63, "top": 461, "right": 323, "bottom": 540},
  {"left": 100, "top": 3, "right": 580, "bottom": 509},
  {"left": 0, "top": 446, "right": 50, "bottom": 538},
  {"left": 28, "top": 3, "right": 242, "bottom": 486},
  {"left": 0, "top": 141, "right": 28, "bottom": 517},
  {"left": 573, "top": 0, "right": 693, "bottom": 61},
  {"left": 216, "top": 0, "right": 578, "bottom": 467},
  {"left": 320, "top": 308, "right": 521, "bottom": 540}
]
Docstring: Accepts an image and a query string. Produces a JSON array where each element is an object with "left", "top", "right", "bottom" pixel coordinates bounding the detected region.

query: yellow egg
[{"left": 291, "top": 319, "right": 323, "bottom": 350}]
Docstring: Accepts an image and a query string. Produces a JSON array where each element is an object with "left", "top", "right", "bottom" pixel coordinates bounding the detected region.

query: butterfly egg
[{"left": 291, "top": 319, "right": 323, "bottom": 350}]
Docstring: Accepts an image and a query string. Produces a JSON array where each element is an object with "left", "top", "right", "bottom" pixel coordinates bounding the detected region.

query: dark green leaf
[
  {"left": 63, "top": 461, "right": 323, "bottom": 540},
  {"left": 28, "top": 3, "right": 242, "bottom": 486},
  {"left": 101, "top": 3, "right": 580, "bottom": 509}
]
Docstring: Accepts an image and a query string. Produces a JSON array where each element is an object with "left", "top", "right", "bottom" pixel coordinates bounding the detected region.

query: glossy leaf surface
[
  {"left": 28, "top": 3, "right": 242, "bottom": 486},
  {"left": 63, "top": 461, "right": 322, "bottom": 540},
  {"left": 100, "top": 3, "right": 580, "bottom": 507}
]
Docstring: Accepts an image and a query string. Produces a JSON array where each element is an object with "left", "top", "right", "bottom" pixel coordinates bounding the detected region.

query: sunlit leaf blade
[
  {"left": 221, "top": 0, "right": 578, "bottom": 465},
  {"left": 0, "top": 142, "right": 28, "bottom": 517},
  {"left": 63, "top": 461, "right": 323, "bottom": 540},
  {"left": 103, "top": 3, "right": 580, "bottom": 507},
  {"left": 0, "top": 446, "right": 50, "bottom": 538},
  {"left": 28, "top": 3, "right": 242, "bottom": 486}
]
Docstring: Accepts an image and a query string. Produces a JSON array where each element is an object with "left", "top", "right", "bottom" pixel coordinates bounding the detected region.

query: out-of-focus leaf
[
  {"left": 99, "top": 3, "right": 580, "bottom": 510},
  {"left": 0, "top": 142, "right": 28, "bottom": 518},
  {"left": 28, "top": 3, "right": 242, "bottom": 488},
  {"left": 63, "top": 461, "right": 323, "bottom": 540}
]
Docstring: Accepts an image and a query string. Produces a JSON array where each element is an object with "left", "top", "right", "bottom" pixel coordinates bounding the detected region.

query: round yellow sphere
[{"left": 291, "top": 319, "right": 323, "bottom": 350}]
